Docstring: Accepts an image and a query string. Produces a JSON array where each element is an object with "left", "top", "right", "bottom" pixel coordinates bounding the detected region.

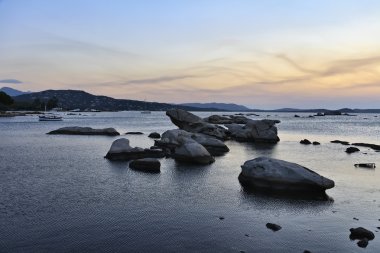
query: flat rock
[
  {"left": 239, "top": 157, "right": 335, "bottom": 195},
  {"left": 125, "top": 132, "right": 144, "bottom": 135},
  {"left": 352, "top": 143, "right": 380, "bottom": 151},
  {"left": 47, "top": 126, "right": 120, "bottom": 136},
  {"left": 105, "top": 138, "right": 165, "bottom": 161},
  {"left": 129, "top": 158, "right": 160, "bottom": 173},
  {"left": 312, "top": 141, "right": 320, "bottom": 145},
  {"left": 331, "top": 140, "right": 350, "bottom": 145}
]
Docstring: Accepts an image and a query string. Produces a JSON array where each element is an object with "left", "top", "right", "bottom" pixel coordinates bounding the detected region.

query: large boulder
[
  {"left": 166, "top": 109, "right": 228, "bottom": 140},
  {"left": 155, "top": 129, "right": 229, "bottom": 156},
  {"left": 105, "top": 138, "right": 165, "bottom": 161},
  {"left": 239, "top": 157, "right": 335, "bottom": 195},
  {"left": 226, "top": 119, "right": 280, "bottom": 143},
  {"left": 48, "top": 126, "right": 119, "bottom": 136},
  {"left": 173, "top": 139, "right": 215, "bottom": 165}
]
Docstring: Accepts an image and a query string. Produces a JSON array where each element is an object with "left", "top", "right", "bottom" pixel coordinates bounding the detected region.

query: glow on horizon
[{"left": 1, "top": 0, "right": 380, "bottom": 109}]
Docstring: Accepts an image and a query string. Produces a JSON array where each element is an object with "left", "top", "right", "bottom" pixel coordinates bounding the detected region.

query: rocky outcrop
[
  {"left": 166, "top": 109, "right": 228, "bottom": 140},
  {"left": 352, "top": 143, "right": 380, "bottom": 151},
  {"left": 148, "top": 132, "right": 161, "bottom": 139},
  {"left": 239, "top": 157, "right": 335, "bottom": 195},
  {"left": 155, "top": 129, "right": 229, "bottom": 156},
  {"left": 226, "top": 119, "right": 280, "bottom": 143},
  {"left": 173, "top": 139, "right": 215, "bottom": 164},
  {"left": 129, "top": 158, "right": 161, "bottom": 173},
  {"left": 331, "top": 140, "right": 350, "bottom": 145},
  {"left": 346, "top": 147, "right": 360, "bottom": 153},
  {"left": 300, "top": 139, "right": 311, "bottom": 145},
  {"left": 266, "top": 223, "right": 282, "bottom": 231},
  {"left": 47, "top": 126, "right": 119, "bottom": 136},
  {"left": 349, "top": 227, "right": 375, "bottom": 248},
  {"left": 105, "top": 138, "right": 165, "bottom": 161},
  {"left": 204, "top": 114, "right": 249, "bottom": 124}
]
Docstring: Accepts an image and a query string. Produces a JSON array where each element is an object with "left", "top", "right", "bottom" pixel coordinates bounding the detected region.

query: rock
[
  {"left": 125, "top": 132, "right": 144, "bottom": 135},
  {"left": 156, "top": 129, "right": 229, "bottom": 156},
  {"left": 204, "top": 115, "right": 233, "bottom": 124},
  {"left": 300, "top": 139, "right": 312, "bottom": 145},
  {"left": 173, "top": 139, "right": 215, "bottom": 165},
  {"left": 294, "top": 114, "right": 300, "bottom": 118},
  {"left": 105, "top": 138, "right": 165, "bottom": 161},
  {"left": 303, "top": 251, "right": 312, "bottom": 253},
  {"left": 312, "top": 141, "right": 320, "bottom": 145},
  {"left": 357, "top": 238, "right": 369, "bottom": 248},
  {"left": 349, "top": 227, "right": 375, "bottom": 240},
  {"left": 266, "top": 223, "right": 282, "bottom": 231},
  {"left": 148, "top": 132, "right": 161, "bottom": 139},
  {"left": 239, "top": 157, "right": 335, "bottom": 195},
  {"left": 129, "top": 158, "right": 160, "bottom": 173},
  {"left": 47, "top": 126, "right": 120, "bottom": 136},
  {"left": 218, "top": 216, "right": 225, "bottom": 220},
  {"left": 166, "top": 109, "right": 228, "bottom": 140},
  {"left": 226, "top": 119, "right": 280, "bottom": 143},
  {"left": 352, "top": 143, "right": 380, "bottom": 151},
  {"left": 346, "top": 147, "right": 360, "bottom": 154},
  {"left": 331, "top": 140, "right": 350, "bottom": 145}
]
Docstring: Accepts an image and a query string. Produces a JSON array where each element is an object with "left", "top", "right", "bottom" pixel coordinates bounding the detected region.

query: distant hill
[
  {"left": 253, "top": 108, "right": 380, "bottom": 113},
  {"left": 180, "top": 102, "right": 252, "bottom": 111},
  {"left": 0, "top": 87, "right": 31, "bottom": 96},
  {"left": 13, "top": 89, "right": 222, "bottom": 111}
]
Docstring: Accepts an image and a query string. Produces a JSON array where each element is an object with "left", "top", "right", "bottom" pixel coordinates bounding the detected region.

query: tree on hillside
[
  {"left": 0, "top": 91, "right": 14, "bottom": 105},
  {"left": 46, "top": 97, "right": 58, "bottom": 109}
]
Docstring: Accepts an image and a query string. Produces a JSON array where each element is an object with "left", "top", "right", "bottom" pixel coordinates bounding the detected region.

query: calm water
[{"left": 1, "top": 112, "right": 379, "bottom": 252}]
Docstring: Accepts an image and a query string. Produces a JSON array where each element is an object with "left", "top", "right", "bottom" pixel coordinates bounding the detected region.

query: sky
[{"left": 1, "top": 0, "right": 380, "bottom": 109}]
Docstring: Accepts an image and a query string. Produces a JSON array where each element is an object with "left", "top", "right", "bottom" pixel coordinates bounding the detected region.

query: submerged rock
[
  {"left": 239, "top": 157, "right": 335, "bottom": 195},
  {"left": 312, "top": 141, "right": 321, "bottom": 145},
  {"left": 105, "top": 138, "right": 165, "bottom": 161},
  {"left": 266, "top": 223, "right": 282, "bottom": 231},
  {"left": 47, "top": 126, "right": 119, "bottom": 136},
  {"left": 166, "top": 109, "right": 228, "bottom": 140},
  {"left": 148, "top": 132, "right": 161, "bottom": 139},
  {"left": 155, "top": 129, "right": 229, "bottom": 156},
  {"left": 226, "top": 119, "right": 280, "bottom": 143},
  {"left": 129, "top": 158, "right": 160, "bottom": 173},
  {"left": 346, "top": 147, "right": 360, "bottom": 154}
]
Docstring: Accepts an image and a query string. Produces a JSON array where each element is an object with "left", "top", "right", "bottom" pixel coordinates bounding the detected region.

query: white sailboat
[{"left": 38, "top": 105, "right": 63, "bottom": 121}]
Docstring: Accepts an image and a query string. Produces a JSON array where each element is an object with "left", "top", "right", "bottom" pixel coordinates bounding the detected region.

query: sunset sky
[{"left": 1, "top": 0, "right": 380, "bottom": 109}]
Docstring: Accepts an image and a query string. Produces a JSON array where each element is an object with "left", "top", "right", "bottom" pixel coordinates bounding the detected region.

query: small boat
[{"left": 39, "top": 114, "right": 63, "bottom": 121}]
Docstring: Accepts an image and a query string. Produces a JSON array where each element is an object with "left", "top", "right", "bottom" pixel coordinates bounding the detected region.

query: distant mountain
[
  {"left": 252, "top": 108, "right": 380, "bottom": 113},
  {"left": 180, "top": 102, "right": 252, "bottom": 111},
  {"left": 13, "top": 89, "right": 222, "bottom": 111},
  {"left": 0, "top": 87, "right": 31, "bottom": 96}
]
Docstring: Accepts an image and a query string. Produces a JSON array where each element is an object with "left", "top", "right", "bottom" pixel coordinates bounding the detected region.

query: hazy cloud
[
  {"left": 125, "top": 75, "right": 197, "bottom": 85},
  {"left": 0, "top": 79, "right": 23, "bottom": 84}
]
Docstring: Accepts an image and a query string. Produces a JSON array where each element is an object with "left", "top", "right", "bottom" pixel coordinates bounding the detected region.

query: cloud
[
  {"left": 0, "top": 79, "right": 23, "bottom": 84},
  {"left": 125, "top": 75, "right": 197, "bottom": 85}
]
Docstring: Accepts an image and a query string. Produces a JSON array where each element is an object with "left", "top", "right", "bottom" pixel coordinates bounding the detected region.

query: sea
[{"left": 1, "top": 111, "right": 379, "bottom": 252}]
